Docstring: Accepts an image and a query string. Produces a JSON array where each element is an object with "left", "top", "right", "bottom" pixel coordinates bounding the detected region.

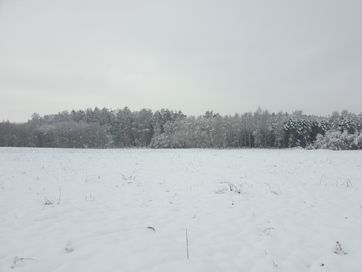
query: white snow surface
[{"left": 0, "top": 148, "right": 362, "bottom": 272}]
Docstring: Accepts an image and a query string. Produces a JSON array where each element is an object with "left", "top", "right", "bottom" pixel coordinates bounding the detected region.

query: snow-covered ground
[{"left": 0, "top": 148, "right": 361, "bottom": 272}]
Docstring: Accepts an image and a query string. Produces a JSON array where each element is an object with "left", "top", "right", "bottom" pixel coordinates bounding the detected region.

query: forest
[{"left": 1, "top": 108, "right": 361, "bottom": 150}]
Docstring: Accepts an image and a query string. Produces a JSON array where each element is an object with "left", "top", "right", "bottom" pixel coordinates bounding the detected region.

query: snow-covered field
[{"left": 0, "top": 148, "right": 361, "bottom": 272}]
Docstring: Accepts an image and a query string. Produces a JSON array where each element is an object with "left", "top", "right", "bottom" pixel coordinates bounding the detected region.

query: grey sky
[{"left": 0, "top": 0, "right": 361, "bottom": 122}]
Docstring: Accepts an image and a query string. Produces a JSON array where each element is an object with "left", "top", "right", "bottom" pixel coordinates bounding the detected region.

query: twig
[
  {"left": 319, "top": 173, "right": 326, "bottom": 185},
  {"left": 186, "top": 228, "right": 189, "bottom": 260},
  {"left": 57, "top": 187, "right": 62, "bottom": 205},
  {"left": 43, "top": 197, "right": 53, "bottom": 205},
  {"left": 264, "top": 182, "right": 279, "bottom": 195},
  {"left": 147, "top": 226, "right": 156, "bottom": 232},
  {"left": 11, "top": 256, "right": 35, "bottom": 269}
]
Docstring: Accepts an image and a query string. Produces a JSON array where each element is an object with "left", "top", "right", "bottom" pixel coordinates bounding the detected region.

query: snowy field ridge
[{"left": 0, "top": 148, "right": 361, "bottom": 272}]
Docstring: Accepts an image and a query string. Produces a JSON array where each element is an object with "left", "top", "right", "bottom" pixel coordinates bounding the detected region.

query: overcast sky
[{"left": 0, "top": 0, "right": 361, "bottom": 122}]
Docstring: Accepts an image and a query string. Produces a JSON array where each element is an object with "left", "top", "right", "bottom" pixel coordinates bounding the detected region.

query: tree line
[{"left": 1, "top": 107, "right": 361, "bottom": 150}]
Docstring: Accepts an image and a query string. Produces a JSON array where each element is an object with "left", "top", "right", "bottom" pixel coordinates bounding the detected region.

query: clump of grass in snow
[
  {"left": 10, "top": 256, "right": 34, "bottom": 269},
  {"left": 334, "top": 241, "right": 348, "bottom": 255}
]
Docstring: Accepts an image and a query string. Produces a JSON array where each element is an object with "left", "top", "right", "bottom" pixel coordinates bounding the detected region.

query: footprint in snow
[{"left": 65, "top": 241, "right": 74, "bottom": 253}]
